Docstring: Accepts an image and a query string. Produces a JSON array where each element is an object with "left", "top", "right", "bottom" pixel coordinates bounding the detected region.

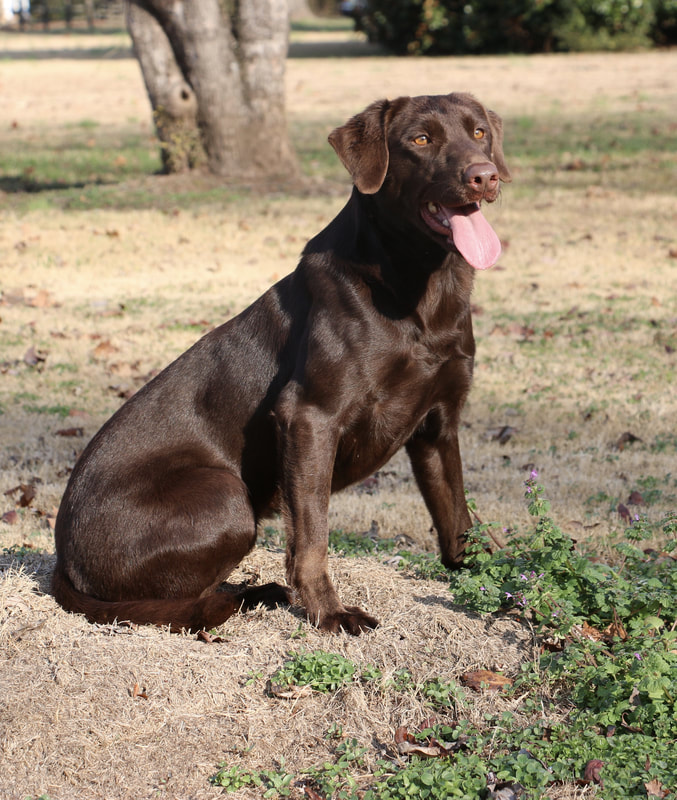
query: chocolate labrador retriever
[{"left": 52, "top": 92, "right": 510, "bottom": 635}]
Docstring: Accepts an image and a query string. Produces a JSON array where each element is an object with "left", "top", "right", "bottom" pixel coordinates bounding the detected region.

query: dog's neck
[
  {"left": 302, "top": 188, "right": 475, "bottom": 320},
  {"left": 346, "top": 188, "right": 475, "bottom": 318}
]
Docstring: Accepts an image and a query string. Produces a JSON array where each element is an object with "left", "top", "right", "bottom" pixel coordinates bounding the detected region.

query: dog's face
[{"left": 329, "top": 93, "right": 511, "bottom": 270}]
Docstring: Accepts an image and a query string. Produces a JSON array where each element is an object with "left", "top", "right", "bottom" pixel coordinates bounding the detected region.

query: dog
[{"left": 52, "top": 92, "right": 510, "bottom": 635}]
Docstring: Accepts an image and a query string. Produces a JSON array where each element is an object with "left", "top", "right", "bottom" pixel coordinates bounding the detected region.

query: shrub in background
[
  {"left": 557, "top": 0, "right": 656, "bottom": 51},
  {"left": 653, "top": 0, "right": 677, "bottom": 42},
  {"left": 362, "top": 0, "right": 677, "bottom": 52}
]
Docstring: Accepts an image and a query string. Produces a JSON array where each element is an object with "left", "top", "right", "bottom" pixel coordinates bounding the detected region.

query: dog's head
[{"left": 329, "top": 93, "right": 511, "bottom": 270}]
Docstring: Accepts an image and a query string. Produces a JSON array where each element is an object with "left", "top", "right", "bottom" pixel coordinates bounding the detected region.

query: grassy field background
[{"left": 1, "top": 21, "right": 676, "bottom": 800}]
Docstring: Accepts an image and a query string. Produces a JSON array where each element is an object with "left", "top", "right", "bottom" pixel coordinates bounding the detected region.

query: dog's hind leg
[{"left": 53, "top": 467, "right": 291, "bottom": 631}]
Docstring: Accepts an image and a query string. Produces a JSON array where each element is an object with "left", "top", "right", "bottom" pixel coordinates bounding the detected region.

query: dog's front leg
[
  {"left": 406, "top": 425, "right": 473, "bottom": 570},
  {"left": 276, "top": 400, "right": 378, "bottom": 635}
]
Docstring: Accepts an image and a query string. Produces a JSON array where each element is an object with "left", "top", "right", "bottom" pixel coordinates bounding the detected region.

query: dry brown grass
[{"left": 1, "top": 24, "right": 676, "bottom": 800}]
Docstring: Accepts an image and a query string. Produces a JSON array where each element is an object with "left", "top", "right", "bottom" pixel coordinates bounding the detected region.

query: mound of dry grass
[{"left": 1, "top": 548, "right": 534, "bottom": 800}]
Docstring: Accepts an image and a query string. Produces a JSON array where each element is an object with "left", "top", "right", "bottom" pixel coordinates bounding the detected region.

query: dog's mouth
[{"left": 420, "top": 201, "right": 501, "bottom": 270}]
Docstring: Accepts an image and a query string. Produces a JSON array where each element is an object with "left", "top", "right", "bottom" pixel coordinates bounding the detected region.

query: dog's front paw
[{"left": 317, "top": 605, "right": 379, "bottom": 635}]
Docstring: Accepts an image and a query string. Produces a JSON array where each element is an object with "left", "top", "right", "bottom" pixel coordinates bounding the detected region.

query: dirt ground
[{"left": 1, "top": 24, "right": 676, "bottom": 800}]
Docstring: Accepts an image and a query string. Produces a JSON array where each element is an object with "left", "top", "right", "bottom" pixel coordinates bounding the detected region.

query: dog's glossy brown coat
[{"left": 52, "top": 93, "right": 510, "bottom": 634}]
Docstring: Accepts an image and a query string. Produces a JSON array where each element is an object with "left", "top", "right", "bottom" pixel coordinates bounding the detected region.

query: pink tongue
[{"left": 445, "top": 204, "right": 502, "bottom": 270}]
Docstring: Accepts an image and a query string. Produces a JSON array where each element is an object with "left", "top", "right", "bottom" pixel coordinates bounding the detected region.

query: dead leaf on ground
[
  {"left": 616, "top": 431, "right": 642, "bottom": 451},
  {"left": 1, "top": 510, "right": 19, "bottom": 525},
  {"left": 266, "top": 681, "right": 313, "bottom": 700},
  {"left": 92, "top": 340, "right": 120, "bottom": 359},
  {"left": 604, "top": 619, "right": 628, "bottom": 641},
  {"left": 27, "top": 289, "right": 56, "bottom": 308},
  {"left": 460, "top": 670, "right": 513, "bottom": 692},
  {"left": 645, "top": 778, "right": 670, "bottom": 798},
  {"left": 628, "top": 490, "right": 644, "bottom": 505},
  {"left": 394, "top": 726, "right": 462, "bottom": 759},
  {"left": 4, "top": 483, "right": 37, "bottom": 508},
  {"left": 617, "top": 503, "right": 633, "bottom": 524},
  {"left": 583, "top": 759, "right": 604, "bottom": 788},
  {"left": 130, "top": 683, "right": 148, "bottom": 700},
  {"left": 55, "top": 427, "right": 84, "bottom": 438},
  {"left": 492, "top": 425, "right": 515, "bottom": 445},
  {"left": 485, "top": 771, "right": 525, "bottom": 799},
  {"left": 23, "top": 346, "right": 47, "bottom": 367},
  {"left": 580, "top": 622, "right": 604, "bottom": 641}
]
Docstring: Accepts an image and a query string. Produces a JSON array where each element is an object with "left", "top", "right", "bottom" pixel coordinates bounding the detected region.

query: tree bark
[
  {"left": 127, "top": 0, "right": 299, "bottom": 181},
  {"left": 127, "top": 2, "right": 204, "bottom": 173}
]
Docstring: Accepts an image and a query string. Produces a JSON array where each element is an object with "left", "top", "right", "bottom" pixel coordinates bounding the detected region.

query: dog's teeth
[{"left": 427, "top": 202, "right": 439, "bottom": 214}]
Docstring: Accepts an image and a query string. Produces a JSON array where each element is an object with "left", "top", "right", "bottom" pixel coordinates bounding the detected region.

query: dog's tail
[{"left": 51, "top": 567, "right": 291, "bottom": 632}]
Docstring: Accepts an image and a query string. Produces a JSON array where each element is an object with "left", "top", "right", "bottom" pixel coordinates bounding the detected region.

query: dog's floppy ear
[
  {"left": 487, "top": 109, "right": 512, "bottom": 183},
  {"left": 328, "top": 99, "right": 392, "bottom": 194}
]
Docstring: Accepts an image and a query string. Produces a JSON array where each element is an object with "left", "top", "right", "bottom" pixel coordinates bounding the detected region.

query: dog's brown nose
[{"left": 463, "top": 162, "right": 499, "bottom": 196}]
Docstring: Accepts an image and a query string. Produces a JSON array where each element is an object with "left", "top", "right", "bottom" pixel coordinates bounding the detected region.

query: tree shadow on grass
[
  {"left": 0, "top": 175, "right": 100, "bottom": 193},
  {"left": 288, "top": 39, "right": 387, "bottom": 58},
  {"left": 0, "top": 45, "right": 132, "bottom": 59}
]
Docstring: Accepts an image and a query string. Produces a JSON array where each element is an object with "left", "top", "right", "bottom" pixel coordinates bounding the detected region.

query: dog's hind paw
[{"left": 239, "top": 582, "right": 293, "bottom": 610}]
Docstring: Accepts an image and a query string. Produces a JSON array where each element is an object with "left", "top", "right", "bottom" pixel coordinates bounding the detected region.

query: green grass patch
[
  {"left": 22, "top": 403, "right": 72, "bottom": 418},
  {"left": 269, "top": 650, "right": 358, "bottom": 694}
]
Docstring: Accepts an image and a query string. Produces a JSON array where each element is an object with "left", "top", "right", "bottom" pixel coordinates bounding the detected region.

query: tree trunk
[
  {"left": 127, "top": 2, "right": 204, "bottom": 173},
  {"left": 127, "top": 0, "right": 299, "bottom": 182}
]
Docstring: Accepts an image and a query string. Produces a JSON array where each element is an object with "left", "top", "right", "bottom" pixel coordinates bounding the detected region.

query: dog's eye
[
  {"left": 413, "top": 134, "right": 431, "bottom": 146},
  {"left": 473, "top": 128, "right": 485, "bottom": 140}
]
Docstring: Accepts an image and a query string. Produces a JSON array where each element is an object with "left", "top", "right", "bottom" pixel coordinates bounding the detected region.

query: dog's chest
[{"left": 331, "top": 325, "right": 471, "bottom": 488}]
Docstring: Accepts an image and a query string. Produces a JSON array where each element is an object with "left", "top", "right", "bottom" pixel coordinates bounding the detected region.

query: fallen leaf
[
  {"left": 617, "top": 503, "right": 632, "bottom": 524},
  {"left": 131, "top": 683, "right": 148, "bottom": 700},
  {"left": 92, "top": 340, "right": 119, "bottom": 359},
  {"left": 394, "top": 726, "right": 461, "bottom": 759},
  {"left": 460, "top": 670, "right": 513, "bottom": 692},
  {"left": 394, "top": 726, "right": 414, "bottom": 745},
  {"left": 266, "top": 681, "right": 313, "bottom": 700},
  {"left": 604, "top": 619, "right": 628, "bottom": 641},
  {"left": 645, "top": 778, "right": 669, "bottom": 798},
  {"left": 303, "top": 787, "right": 324, "bottom": 800},
  {"left": 628, "top": 490, "right": 644, "bottom": 505},
  {"left": 4, "top": 483, "right": 37, "bottom": 507},
  {"left": 494, "top": 425, "right": 515, "bottom": 445},
  {"left": 616, "top": 431, "right": 642, "bottom": 450},
  {"left": 396, "top": 740, "right": 451, "bottom": 758},
  {"left": 55, "top": 427, "right": 84, "bottom": 438},
  {"left": 485, "top": 771, "right": 525, "bottom": 799},
  {"left": 23, "top": 346, "right": 47, "bottom": 367},
  {"left": 581, "top": 622, "right": 604, "bottom": 641},
  {"left": 583, "top": 759, "right": 604, "bottom": 788},
  {"left": 1, "top": 510, "right": 19, "bottom": 525}
]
